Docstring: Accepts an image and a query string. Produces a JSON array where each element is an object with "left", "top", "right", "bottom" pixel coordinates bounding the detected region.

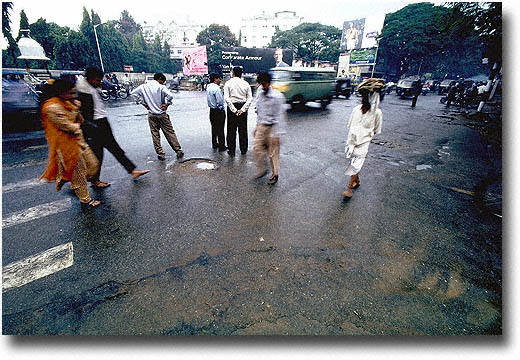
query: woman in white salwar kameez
[{"left": 344, "top": 78, "right": 384, "bottom": 198}]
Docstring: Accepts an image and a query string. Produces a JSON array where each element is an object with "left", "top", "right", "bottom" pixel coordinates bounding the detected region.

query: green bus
[{"left": 269, "top": 67, "right": 336, "bottom": 109}]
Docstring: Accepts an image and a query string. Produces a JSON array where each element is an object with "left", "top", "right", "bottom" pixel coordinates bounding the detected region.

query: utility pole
[{"left": 93, "top": 23, "right": 104, "bottom": 73}]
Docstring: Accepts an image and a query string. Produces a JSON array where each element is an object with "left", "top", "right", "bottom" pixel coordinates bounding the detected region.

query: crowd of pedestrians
[{"left": 39, "top": 66, "right": 384, "bottom": 209}]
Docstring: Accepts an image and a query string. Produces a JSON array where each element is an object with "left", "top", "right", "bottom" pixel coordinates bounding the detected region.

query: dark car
[
  {"left": 334, "top": 77, "right": 352, "bottom": 98},
  {"left": 438, "top": 79, "right": 457, "bottom": 95},
  {"left": 2, "top": 70, "right": 42, "bottom": 132},
  {"left": 396, "top": 78, "right": 421, "bottom": 98}
]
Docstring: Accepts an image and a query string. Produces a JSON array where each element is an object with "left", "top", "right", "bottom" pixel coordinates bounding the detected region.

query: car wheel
[{"left": 290, "top": 95, "right": 305, "bottom": 110}]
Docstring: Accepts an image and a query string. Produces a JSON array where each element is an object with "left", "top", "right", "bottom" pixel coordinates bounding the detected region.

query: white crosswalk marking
[
  {"left": 2, "top": 242, "right": 74, "bottom": 292},
  {"left": 2, "top": 178, "right": 43, "bottom": 194},
  {"left": 2, "top": 198, "right": 72, "bottom": 228}
]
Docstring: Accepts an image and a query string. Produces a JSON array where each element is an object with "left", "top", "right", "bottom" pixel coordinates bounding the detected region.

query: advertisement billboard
[
  {"left": 340, "top": 14, "right": 386, "bottom": 52},
  {"left": 349, "top": 48, "right": 377, "bottom": 65},
  {"left": 219, "top": 47, "right": 293, "bottom": 75},
  {"left": 360, "top": 14, "right": 386, "bottom": 48},
  {"left": 182, "top": 45, "right": 208, "bottom": 75},
  {"left": 340, "top": 18, "right": 365, "bottom": 52},
  {"left": 337, "top": 54, "right": 350, "bottom": 77}
]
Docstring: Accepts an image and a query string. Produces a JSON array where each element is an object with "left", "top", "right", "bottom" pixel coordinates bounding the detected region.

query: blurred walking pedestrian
[
  {"left": 131, "top": 73, "right": 184, "bottom": 161},
  {"left": 206, "top": 73, "right": 227, "bottom": 152},
  {"left": 411, "top": 79, "right": 422, "bottom": 108},
  {"left": 253, "top": 72, "right": 286, "bottom": 185},
  {"left": 224, "top": 66, "right": 252, "bottom": 157},
  {"left": 343, "top": 78, "right": 384, "bottom": 198},
  {"left": 39, "top": 79, "right": 101, "bottom": 208},
  {"left": 76, "top": 67, "right": 150, "bottom": 189}
]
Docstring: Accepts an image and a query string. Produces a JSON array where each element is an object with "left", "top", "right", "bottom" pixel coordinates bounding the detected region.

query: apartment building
[{"left": 240, "top": 11, "right": 303, "bottom": 48}]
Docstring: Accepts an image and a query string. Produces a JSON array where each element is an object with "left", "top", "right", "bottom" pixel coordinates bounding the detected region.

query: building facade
[
  {"left": 240, "top": 11, "right": 303, "bottom": 48},
  {"left": 142, "top": 20, "right": 206, "bottom": 60}
]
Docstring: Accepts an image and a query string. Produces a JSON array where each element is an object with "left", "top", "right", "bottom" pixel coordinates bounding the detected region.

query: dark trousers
[
  {"left": 226, "top": 102, "right": 248, "bottom": 154},
  {"left": 81, "top": 117, "right": 136, "bottom": 182},
  {"left": 411, "top": 95, "right": 419, "bottom": 107},
  {"left": 209, "top": 108, "right": 226, "bottom": 150}
]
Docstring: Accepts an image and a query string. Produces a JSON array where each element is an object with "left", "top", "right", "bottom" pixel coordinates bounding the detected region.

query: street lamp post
[{"left": 93, "top": 23, "right": 104, "bottom": 73}]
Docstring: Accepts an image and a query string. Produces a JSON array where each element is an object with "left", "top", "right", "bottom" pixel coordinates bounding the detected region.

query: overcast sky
[{"left": 8, "top": 0, "right": 429, "bottom": 36}]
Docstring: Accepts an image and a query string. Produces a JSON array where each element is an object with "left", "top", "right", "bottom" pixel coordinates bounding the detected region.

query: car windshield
[
  {"left": 441, "top": 80, "right": 453, "bottom": 86},
  {"left": 401, "top": 80, "right": 414, "bottom": 87}
]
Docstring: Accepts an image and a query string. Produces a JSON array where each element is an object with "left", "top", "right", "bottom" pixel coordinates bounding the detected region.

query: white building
[
  {"left": 142, "top": 20, "right": 206, "bottom": 59},
  {"left": 240, "top": 11, "right": 303, "bottom": 48}
]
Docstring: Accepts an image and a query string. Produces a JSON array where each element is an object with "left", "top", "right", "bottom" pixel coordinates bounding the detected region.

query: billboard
[
  {"left": 219, "top": 47, "right": 293, "bottom": 75},
  {"left": 337, "top": 54, "right": 350, "bottom": 77},
  {"left": 340, "top": 14, "right": 386, "bottom": 52},
  {"left": 361, "top": 14, "right": 386, "bottom": 48},
  {"left": 182, "top": 45, "right": 208, "bottom": 75},
  {"left": 349, "top": 48, "right": 377, "bottom": 65}
]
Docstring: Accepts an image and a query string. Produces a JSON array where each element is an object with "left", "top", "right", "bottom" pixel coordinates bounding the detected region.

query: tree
[
  {"left": 446, "top": 2, "right": 501, "bottom": 69},
  {"left": 269, "top": 23, "right": 341, "bottom": 63},
  {"left": 17, "top": 9, "right": 29, "bottom": 38},
  {"left": 30, "top": 19, "right": 69, "bottom": 67},
  {"left": 2, "top": 2, "right": 13, "bottom": 36},
  {"left": 116, "top": 10, "right": 141, "bottom": 48},
  {"left": 377, "top": 3, "right": 450, "bottom": 79},
  {"left": 196, "top": 24, "right": 237, "bottom": 73},
  {"left": 152, "top": 34, "right": 162, "bottom": 54},
  {"left": 2, "top": 2, "right": 20, "bottom": 67}
]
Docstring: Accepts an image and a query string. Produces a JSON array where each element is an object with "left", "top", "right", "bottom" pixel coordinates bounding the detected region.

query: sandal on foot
[
  {"left": 91, "top": 181, "right": 111, "bottom": 189},
  {"left": 81, "top": 199, "right": 101, "bottom": 209},
  {"left": 352, "top": 180, "right": 360, "bottom": 189}
]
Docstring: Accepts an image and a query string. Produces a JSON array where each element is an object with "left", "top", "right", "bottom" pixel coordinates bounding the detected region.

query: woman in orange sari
[{"left": 40, "top": 79, "right": 101, "bottom": 208}]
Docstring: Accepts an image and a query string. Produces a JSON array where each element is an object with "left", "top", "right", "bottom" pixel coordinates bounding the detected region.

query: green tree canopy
[
  {"left": 196, "top": 24, "right": 237, "bottom": 73},
  {"left": 17, "top": 9, "right": 29, "bottom": 38},
  {"left": 377, "top": 2, "right": 489, "bottom": 80},
  {"left": 116, "top": 10, "right": 141, "bottom": 47},
  {"left": 269, "top": 22, "right": 342, "bottom": 63}
]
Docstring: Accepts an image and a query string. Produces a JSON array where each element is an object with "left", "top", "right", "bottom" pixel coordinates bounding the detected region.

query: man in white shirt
[
  {"left": 253, "top": 72, "right": 287, "bottom": 185},
  {"left": 131, "top": 73, "right": 184, "bottom": 161},
  {"left": 223, "top": 66, "right": 252, "bottom": 157},
  {"left": 206, "top": 73, "right": 227, "bottom": 151}
]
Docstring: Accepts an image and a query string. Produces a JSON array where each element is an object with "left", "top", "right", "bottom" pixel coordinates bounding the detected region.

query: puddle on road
[
  {"left": 416, "top": 164, "right": 432, "bottom": 171},
  {"left": 177, "top": 158, "right": 219, "bottom": 172}
]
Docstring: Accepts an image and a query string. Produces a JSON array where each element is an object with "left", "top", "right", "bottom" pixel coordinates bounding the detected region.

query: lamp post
[{"left": 93, "top": 23, "right": 104, "bottom": 73}]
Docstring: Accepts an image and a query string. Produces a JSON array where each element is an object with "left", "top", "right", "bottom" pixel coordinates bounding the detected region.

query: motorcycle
[
  {"left": 100, "top": 84, "right": 129, "bottom": 101},
  {"left": 421, "top": 85, "right": 430, "bottom": 96}
]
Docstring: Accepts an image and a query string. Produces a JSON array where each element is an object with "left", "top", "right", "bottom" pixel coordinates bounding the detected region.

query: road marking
[
  {"left": 2, "top": 242, "right": 74, "bottom": 292},
  {"left": 2, "top": 198, "right": 71, "bottom": 228},
  {"left": 2, "top": 178, "right": 43, "bottom": 194}
]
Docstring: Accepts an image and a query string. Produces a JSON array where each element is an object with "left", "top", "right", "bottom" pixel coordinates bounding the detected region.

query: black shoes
[
  {"left": 157, "top": 154, "right": 166, "bottom": 161},
  {"left": 268, "top": 175, "right": 278, "bottom": 185},
  {"left": 227, "top": 150, "right": 235, "bottom": 157},
  {"left": 176, "top": 151, "right": 184, "bottom": 159}
]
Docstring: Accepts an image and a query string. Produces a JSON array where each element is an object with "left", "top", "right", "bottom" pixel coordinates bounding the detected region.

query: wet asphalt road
[{"left": 2, "top": 90, "right": 501, "bottom": 335}]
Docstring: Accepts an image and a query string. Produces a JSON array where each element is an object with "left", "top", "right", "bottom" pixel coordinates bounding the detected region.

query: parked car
[
  {"left": 2, "top": 70, "right": 41, "bottom": 132},
  {"left": 269, "top": 67, "right": 336, "bottom": 109},
  {"left": 395, "top": 78, "right": 421, "bottom": 98},
  {"left": 438, "top": 79, "right": 457, "bottom": 95}
]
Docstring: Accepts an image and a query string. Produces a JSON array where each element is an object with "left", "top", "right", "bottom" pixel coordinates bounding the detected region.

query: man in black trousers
[
  {"left": 223, "top": 66, "right": 253, "bottom": 156},
  {"left": 206, "top": 73, "right": 227, "bottom": 151},
  {"left": 76, "top": 67, "right": 149, "bottom": 188}
]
